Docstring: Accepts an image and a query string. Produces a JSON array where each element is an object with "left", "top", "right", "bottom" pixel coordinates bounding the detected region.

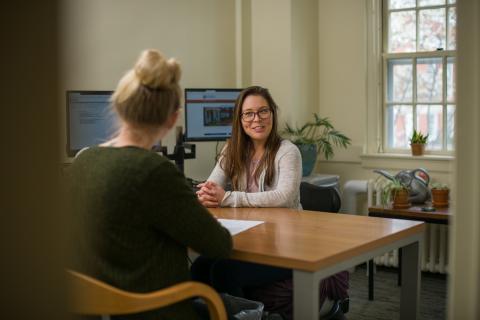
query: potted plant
[
  {"left": 377, "top": 177, "right": 411, "bottom": 209},
  {"left": 282, "top": 114, "right": 351, "bottom": 176},
  {"left": 430, "top": 182, "right": 450, "bottom": 208},
  {"left": 382, "top": 178, "right": 411, "bottom": 209},
  {"left": 410, "top": 129, "right": 429, "bottom": 156}
]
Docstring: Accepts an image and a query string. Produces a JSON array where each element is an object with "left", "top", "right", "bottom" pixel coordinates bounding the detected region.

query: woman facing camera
[
  {"left": 194, "top": 86, "right": 348, "bottom": 320},
  {"left": 196, "top": 85, "right": 302, "bottom": 208},
  {"left": 69, "top": 49, "right": 232, "bottom": 320}
]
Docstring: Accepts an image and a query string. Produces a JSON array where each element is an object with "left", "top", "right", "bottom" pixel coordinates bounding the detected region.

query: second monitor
[{"left": 184, "top": 88, "right": 242, "bottom": 141}]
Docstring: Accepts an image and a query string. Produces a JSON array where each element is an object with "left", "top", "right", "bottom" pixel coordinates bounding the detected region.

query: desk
[
  {"left": 210, "top": 207, "right": 425, "bottom": 320},
  {"left": 367, "top": 205, "right": 450, "bottom": 300}
]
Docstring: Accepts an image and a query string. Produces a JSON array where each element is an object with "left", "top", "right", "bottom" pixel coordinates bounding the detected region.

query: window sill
[{"left": 360, "top": 153, "right": 454, "bottom": 173}]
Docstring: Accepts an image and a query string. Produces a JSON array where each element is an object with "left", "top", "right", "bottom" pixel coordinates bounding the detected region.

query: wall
[
  {"left": 250, "top": 0, "right": 293, "bottom": 125},
  {"left": 448, "top": 0, "right": 480, "bottom": 317},
  {"left": 60, "top": 0, "right": 236, "bottom": 180},
  {"left": 2, "top": 2, "right": 68, "bottom": 318}
]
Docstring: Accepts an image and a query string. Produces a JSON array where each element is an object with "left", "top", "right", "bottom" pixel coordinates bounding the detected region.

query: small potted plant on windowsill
[
  {"left": 282, "top": 114, "right": 351, "bottom": 177},
  {"left": 409, "top": 129, "right": 429, "bottom": 156},
  {"left": 381, "top": 178, "right": 411, "bottom": 209},
  {"left": 430, "top": 182, "right": 450, "bottom": 208}
]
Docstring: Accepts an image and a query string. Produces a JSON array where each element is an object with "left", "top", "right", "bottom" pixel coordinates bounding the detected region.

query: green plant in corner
[
  {"left": 410, "top": 129, "right": 429, "bottom": 144},
  {"left": 282, "top": 114, "right": 351, "bottom": 176},
  {"left": 282, "top": 114, "right": 351, "bottom": 160}
]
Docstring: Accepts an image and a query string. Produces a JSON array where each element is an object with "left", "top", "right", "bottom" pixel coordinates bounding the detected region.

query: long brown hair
[{"left": 221, "top": 86, "right": 282, "bottom": 190}]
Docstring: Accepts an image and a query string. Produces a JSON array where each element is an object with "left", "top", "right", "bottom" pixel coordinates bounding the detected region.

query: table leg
[
  {"left": 368, "top": 259, "right": 374, "bottom": 300},
  {"left": 400, "top": 241, "right": 421, "bottom": 320},
  {"left": 293, "top": 270, "right": 319, "bottom": 320}
]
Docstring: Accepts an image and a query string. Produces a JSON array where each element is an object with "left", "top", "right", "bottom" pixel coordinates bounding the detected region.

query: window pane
[
  {"left": 447, "top": 7, "right": 457, "bottom": 50},
  {"left": 419, "top": 0, "right": 445, "bottom": 6},
  {"left": 389, "top": 0, "right": 415, "bottom": 9},
  {"left": 417, "top": 105, "right": 443, "bottom": 150},
  {"left": 419, "top": 8, "right": 446, "bottom": 51},
  {"left": 387, "top": 59, "right": 413, "bottom": 102},
  {"left": 389, "top": 11, "right": 416, "bottom": 53},
  {"left": 447, "top": 57, "right": 456, "bottom": 103},
  {"left": 417, "top": 58, "right": 443, "bottom": 102},
  {"left": 387, "top": 105, "right": 413, "bottom": 149},
  {"left": 448, "top": 0, "right": 456, "bottom": 4},
  {"left": 447, "top": 104, "right": 455, "bottom": 150}
]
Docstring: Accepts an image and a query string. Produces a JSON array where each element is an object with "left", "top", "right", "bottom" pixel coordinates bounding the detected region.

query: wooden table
[
  {"left": 367, "top": 205, "right": 450, "bottom": 300},
  {"left": 210, "top": 207, "right": 425, "bottom": 320}
]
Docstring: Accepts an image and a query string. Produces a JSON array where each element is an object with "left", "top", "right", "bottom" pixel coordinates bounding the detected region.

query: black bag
[{"left": 194, "top": 293, "right": 264, "bottom": 320}]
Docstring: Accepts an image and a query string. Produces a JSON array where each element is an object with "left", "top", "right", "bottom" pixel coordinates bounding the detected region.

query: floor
[{"left": 347, "top": 264, "right": 447, "bottom": 320}]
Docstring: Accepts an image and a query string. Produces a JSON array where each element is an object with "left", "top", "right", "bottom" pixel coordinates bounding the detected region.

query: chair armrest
[{"left": 68, "top": 270, "right": 226, "bottom": 320}]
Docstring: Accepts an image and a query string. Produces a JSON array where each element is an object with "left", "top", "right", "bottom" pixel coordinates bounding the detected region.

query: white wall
[
  {"left": 318, "top": 0, "right": 366, "bottom": 150},
  {"left": 250, "top": 0, "right": 293, "bottom": 125},
  {"left": 448, "top": 0, "right": 480, "bottom": 318},
  {"left": 61, "top": 0, "right": 236, "bottom": 180}
]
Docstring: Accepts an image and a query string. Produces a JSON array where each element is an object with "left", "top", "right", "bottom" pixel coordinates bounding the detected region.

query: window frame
[{"left": 381, "top": 0, "right": 456, "bottom": 156}]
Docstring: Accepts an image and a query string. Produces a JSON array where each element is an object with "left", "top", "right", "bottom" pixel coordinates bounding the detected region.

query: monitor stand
[{"left": 154, "top": 127, "right": 196, "bottom": 174}]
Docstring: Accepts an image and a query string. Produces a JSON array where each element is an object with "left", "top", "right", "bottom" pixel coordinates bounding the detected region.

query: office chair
[
  {"left": 67, "top": 269, "right": 227, "bottom": 320},
  {"left": 300, "top": 182, "right": 341, "bottom": 213},
  {"left": 299, "top": 182, "right": 349, "bottom": 319}
]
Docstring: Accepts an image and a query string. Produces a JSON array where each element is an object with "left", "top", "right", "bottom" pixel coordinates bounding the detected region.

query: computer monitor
[
  {"left": 66, "top": 91, "right": 118, "bottom": 157},
  {"left": 184, "top": 88, "right": 242, "bottom": 141}
]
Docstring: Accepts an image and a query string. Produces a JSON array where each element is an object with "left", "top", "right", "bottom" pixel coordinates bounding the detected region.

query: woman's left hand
[{"left": 196, "top": 181, "right": 226, "bottom": 207}]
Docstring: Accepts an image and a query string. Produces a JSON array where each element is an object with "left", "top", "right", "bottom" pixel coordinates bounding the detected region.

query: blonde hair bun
[
  {"left": 111, "top": 49, "right": 182, "bottom": 126},
  {"left": 134, "top": 49, "right": 181, "bottom": 89}
]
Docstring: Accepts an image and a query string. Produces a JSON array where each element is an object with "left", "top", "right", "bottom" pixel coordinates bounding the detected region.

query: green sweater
[{"left": 70, "top": 146, "right": 232, "bottom": 320}]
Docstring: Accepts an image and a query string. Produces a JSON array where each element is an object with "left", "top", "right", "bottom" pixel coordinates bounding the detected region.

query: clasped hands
[{"left": 196, "top": 181, "right": 226, "bottom": 207}]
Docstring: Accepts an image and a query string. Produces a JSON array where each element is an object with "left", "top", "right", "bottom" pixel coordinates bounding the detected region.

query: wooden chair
[{"left": 67, "top": 269, "right": 227, "bottom": 320}]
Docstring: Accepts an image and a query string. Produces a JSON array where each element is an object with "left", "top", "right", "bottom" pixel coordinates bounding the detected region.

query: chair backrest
[
  {"left": 67, "top": 269, "right": 227, "bottom": 320},
  {"left": 300, "top": 182, "right": 341, "bottom": 213}
]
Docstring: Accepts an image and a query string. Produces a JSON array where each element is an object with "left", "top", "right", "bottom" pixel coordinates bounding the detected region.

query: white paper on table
[{"left": 217, "top": 219, "right": 264, "bottom": 236}]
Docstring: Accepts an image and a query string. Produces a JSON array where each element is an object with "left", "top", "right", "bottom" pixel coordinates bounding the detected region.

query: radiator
[{"left": 367, "top": 180, "right": 449, "bottom": 274}]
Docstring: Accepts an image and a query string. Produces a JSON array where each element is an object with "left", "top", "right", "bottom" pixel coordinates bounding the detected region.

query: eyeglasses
[{"left": 241, "top": 108, "right": 272, "bottom": 122}]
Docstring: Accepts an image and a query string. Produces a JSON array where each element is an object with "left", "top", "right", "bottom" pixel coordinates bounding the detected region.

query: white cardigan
[{"left": 207, "top": 140, "right": 302, "bottom": 209}]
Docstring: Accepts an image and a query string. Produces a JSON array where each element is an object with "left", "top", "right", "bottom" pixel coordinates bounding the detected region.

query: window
[{"left": 383, "top": 0, "right": 456, "bottom": 154}]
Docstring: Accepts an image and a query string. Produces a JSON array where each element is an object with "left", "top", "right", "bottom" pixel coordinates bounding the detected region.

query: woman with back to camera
[
  {"left": 194, "top": 86, "right": 348, "bottom": 320},
  {"left": 69, "top": 49, "right": 232, "bottom": 320}
]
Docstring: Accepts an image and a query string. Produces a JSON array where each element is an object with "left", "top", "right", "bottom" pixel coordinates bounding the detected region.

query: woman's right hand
[{"left": 196, "top": 181, "right": 225, "bottom": 207}]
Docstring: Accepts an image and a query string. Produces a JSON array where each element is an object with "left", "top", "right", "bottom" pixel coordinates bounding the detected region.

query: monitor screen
[
  {"left": 184, "top": 88, "right": 242, "bottom": 141},
  {"left": 66, "top": 91, "right": 118, "bottom": 157}
]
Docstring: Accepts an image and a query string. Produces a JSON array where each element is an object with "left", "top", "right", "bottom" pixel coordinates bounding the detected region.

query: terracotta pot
[
  {"left": 392, "top": 188, "right": 410, "bottom": 209},
  {"left": 432, "top": 189, "right": 449, "bottom": 208},
  {"left": 411, "top": 143, "right": 425, "bottom": 156}
]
